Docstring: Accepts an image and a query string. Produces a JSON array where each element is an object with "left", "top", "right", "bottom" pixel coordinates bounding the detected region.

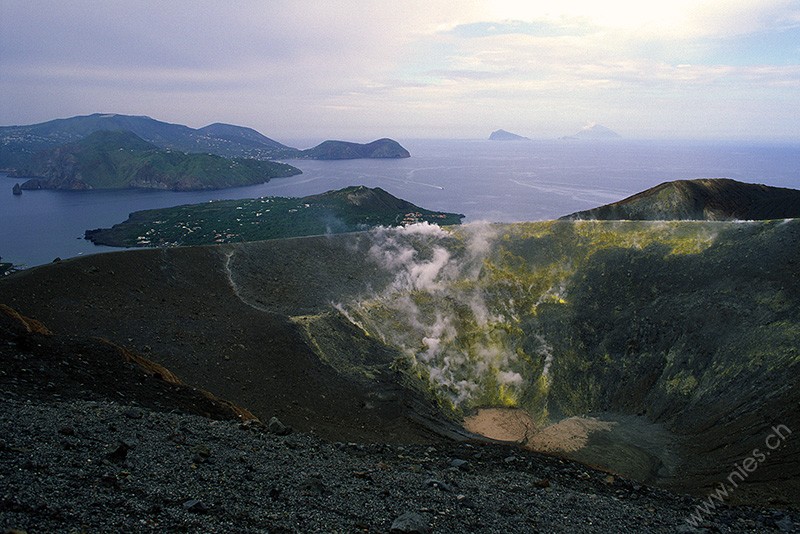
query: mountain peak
[
  {"left": 0, "top": 114, "right": 411, "bottom": 168},
  {"left": 563, "top": 123, "right": 621, "bottom": 139},
  {"left": 561, "top": 178, "right": 800, "bottom": 220},
  {"left": 196, "top": 122, "right": 291, "bottom": 150},
  {"left": 489, "top": 129, "right": 529, "bottom": 141}
]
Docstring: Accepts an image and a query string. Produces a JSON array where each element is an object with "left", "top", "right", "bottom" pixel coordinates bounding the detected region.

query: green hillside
[
  {"left": 84, "top": 185, "right": 463, "bottom": 247},
  {"left": 0, "top": 113, "right": 412, "bottom": 170},
  {"left": 18, "top": 130, "right": 301, "bottom": 191},
  {"left": 0, "top": 113, "right": 291, "bottom": 168}
]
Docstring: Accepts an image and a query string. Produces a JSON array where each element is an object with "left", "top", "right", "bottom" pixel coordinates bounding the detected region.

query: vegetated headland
[
  {"left": 84, "top": 186, "right": 463, "bottom": 247},
  {"left": 15, "top": 130, "right": 301, "bottom": 191}
]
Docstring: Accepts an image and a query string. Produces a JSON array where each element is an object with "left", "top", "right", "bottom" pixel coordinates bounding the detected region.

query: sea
[{"left": 2, "top": 138, "right": 799, "bottom": 268}]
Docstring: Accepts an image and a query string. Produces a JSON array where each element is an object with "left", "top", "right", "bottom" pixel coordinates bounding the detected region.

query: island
[
  {"left": 489, "top": 129, "right": 529, "bottom": 141},
  {"left": 295, "top": 138, "right": 410, "bottom": 159},
  {"left": 15, "top": 130, "right": 301, "bottom": 191},
  {"left": 0, "top": 113, "right": 412, "bottom": 176},
  {"left": 560, "top": 178, "right": 800, "bottom": 221},
  {"left": 84, "top": 185, "right": 464, "bottom": 247},
  {"left": 561, "top": 123, "right": 621, "bottom": 140}
]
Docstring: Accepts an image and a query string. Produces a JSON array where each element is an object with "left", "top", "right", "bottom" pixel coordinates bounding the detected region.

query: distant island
[
  {"left": 295, "top": 139, "right": 409, "bottom": 159},
  {"left": 489, "top": 129, "right": 529, "bottom": 141},
  {"left": 0, "top": 113, "right": 412, "bottom": 177},
  {"left": 488, "top": 125, "right": 621, "bottom": 141},
  {"left": 561, "top": 123, "right": 621, "bottom": 140},
  {"left": 561, "top": 178, "right": 800, "bottom": 220},
  {"left": 15, "top": 130, "right": 301, "bottom": 191},
  {"left": 85, "top": 185, "right": 463, "bottom": 247}
]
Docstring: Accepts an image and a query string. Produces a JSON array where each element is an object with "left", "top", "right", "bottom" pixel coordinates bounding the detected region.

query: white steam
[
  {"left": 368, "top": 222, "right": 456, "bottom": 292},
  {"left": 336, "top": 222, "right": 554, "bottom": 408}
]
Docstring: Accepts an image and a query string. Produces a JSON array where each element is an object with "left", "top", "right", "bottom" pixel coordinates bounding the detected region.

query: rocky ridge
[{"left": 561, "top": 178, "right": 800, "bottom": 221}]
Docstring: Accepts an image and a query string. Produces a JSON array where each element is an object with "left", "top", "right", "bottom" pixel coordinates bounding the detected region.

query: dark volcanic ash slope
[
  {"left": 0, "top": 242, "right": 462, "bottom": 445},
  {"left": 0, "top": 301, "right": 795, "bottom": 532},
  {"left": 7, "top": 395, "right": 790, "bottom": 533},
  {"left": 561, "top": 178, "right": 800, "bottom": 221},
  {"left": 0, "top": 304, "right": 254, "bottom": 421}
]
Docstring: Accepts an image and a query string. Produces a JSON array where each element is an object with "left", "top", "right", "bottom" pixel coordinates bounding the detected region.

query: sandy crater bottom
[{"left": 464, "top": 408, "right": 680, "bottom": 484}]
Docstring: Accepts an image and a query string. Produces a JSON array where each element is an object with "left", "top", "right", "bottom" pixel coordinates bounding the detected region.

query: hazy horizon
[
  {"left": 4, "top": 112, "right": 799, "bottom": 148},
  {"left": 2, "top": 1, "right": 799, "bottom": 142}
]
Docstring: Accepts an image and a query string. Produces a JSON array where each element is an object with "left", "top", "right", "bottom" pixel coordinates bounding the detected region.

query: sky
[{"left": 1, "top": 0, "right": 799, "bottom": 142}]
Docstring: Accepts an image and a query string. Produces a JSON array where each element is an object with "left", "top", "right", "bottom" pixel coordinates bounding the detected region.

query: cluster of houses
[{"left": 401, "top": 212, "right": 449, "bottom": 225}]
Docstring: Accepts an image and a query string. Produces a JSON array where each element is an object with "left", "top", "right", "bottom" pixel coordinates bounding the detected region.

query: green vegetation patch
[
  {"left": 85, "top": 186, "right": 463, "bottom": 247},
  {"left": 20, "top": 130, "right": 301, "bottom": 191}
]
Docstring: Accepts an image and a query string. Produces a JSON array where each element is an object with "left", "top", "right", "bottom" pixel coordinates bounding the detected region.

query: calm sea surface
[{"left": 2, "top": 139, "right": 799, "bottom": 267}]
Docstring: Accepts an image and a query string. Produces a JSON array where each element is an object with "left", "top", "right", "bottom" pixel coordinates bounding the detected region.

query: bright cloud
[
  {"left": 0, "top": 0, "right": 798, "bottom": 140},
  {"left": 476, "top": 0, "right": 798, "bottom": 38}
]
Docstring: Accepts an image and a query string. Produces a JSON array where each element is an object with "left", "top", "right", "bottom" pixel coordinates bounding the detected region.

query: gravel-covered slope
[{"left": 2, "top": 395, "right": 794, "bottom": 533}]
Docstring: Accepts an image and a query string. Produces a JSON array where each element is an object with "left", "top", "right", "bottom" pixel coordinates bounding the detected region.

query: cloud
[
  {"left": 473, "top": 0, "right": 799, "bottom": 39},
  {"left": 1, "top": 0, "right": 449, "bottom": 135},
  {"left": 1, "top": 0, "right": 799, "bottom": 139}
]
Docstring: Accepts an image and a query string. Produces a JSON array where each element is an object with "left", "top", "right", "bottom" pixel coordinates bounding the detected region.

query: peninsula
[
  {"left": 84, "top": 186, "right": 463, "bottom": 247},
  {"left": 16, "top": 130, "right": 301, "bottom": 191}
]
